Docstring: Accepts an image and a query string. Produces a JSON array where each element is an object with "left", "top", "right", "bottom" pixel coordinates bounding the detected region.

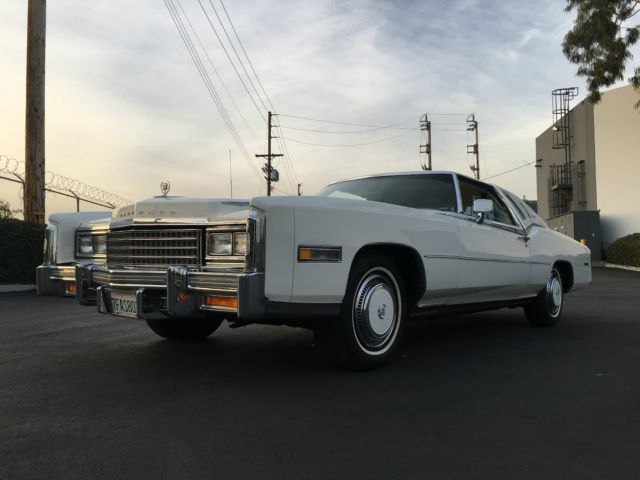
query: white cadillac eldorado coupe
[
  {"left": 37, "top": 212, "right": 111, "bottom": 297},
  {"left": 74, "top": 172, "right": 591, "bottom": 368}
]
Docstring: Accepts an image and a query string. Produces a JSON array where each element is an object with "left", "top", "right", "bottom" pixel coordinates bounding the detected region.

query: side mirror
[{"left": 473, "top": 199, "right": 493, "bottom": 224}]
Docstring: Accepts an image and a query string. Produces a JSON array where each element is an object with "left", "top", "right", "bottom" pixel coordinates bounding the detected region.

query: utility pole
[
  {"left": 255, "top": 111, "right": 282, "bottom": 196},
  {"left": 229, "top": 149, "right": 233, "bottom": 198},
  {"left": 297, "top": 183, "right": 302, "bottom": 196},
  {"left": 466, "top": 114, "right": 480, "bottom": 179},
  {"left": 24, "top": 0, "right": 46, "bottom": 224},
  {"left": 419, "top": 114, "right": 431, "bottom": 170}
]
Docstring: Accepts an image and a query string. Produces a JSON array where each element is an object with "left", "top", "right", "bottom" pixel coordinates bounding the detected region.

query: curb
[
  {"left": 602, "top": 263, "right": 640, "bottom": 273},
  {"left": 0, "top": 284, "right": 36, "bottom": 293}
]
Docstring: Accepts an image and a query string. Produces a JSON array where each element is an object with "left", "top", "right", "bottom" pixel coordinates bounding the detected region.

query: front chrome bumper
[
  {"left": 75, "top": 263, "right": 266, "bottom": 322},
  {"left": 36, "top": 264, "right": 77, "bottom": 297}
]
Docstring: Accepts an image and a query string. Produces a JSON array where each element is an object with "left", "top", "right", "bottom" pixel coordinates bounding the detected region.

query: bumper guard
[{"left": 77, "top": 263, "right": 266, "bottom": 322}]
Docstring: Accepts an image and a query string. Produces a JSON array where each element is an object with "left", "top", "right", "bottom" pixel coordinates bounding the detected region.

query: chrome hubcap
[
  {"left": 353, "top": 269, "right": 399, "bottom": 353},
  {"left": 547, "top": 271, "right": 562, "bottom": 317}
]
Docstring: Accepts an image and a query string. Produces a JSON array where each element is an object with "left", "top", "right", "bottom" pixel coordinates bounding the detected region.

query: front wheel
[
  {"left": 524, "top": 267, "right": 563, "bottom": 327},
  {"left": 146, "top": 315, "right": 224, "bottom": 340},
  {"left": 328, "top": 254, "right": 406, "bottom": 369}
]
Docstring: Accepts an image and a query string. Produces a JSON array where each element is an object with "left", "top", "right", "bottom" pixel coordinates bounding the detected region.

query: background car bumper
[{"left": 36, "top": 265, "right": 77, "bottom": 297}]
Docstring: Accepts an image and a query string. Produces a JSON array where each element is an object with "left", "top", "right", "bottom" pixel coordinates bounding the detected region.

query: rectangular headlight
[
  {"left": 208, "top": 233, "right": 232, "bottom": 255},
  {"left": 77, "top": 236, "right": 93, "bottom": 255},
  {"left": 233, "top": 233, "right": 249, "bottom": 255},
  {"left": 93, "top": 235, "right": 107, "bottom": 254}
]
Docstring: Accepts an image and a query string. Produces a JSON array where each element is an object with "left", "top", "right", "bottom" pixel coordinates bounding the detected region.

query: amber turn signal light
[
  {"left": 205, "top": 295, "right": 238, "bottom": 309},
  {"left": 297, "top": 246, "right": 342, "bottom": 262},
  {"left": 178, "top": 292, "right": 189, "bottom": 303},
  {"left": 67, "top": 283, "right": 77, "bottom": 293}
]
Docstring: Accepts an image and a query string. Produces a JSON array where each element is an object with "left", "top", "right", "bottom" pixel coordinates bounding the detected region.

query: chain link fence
[{"left": 0, "top": 155, "right": 132, "bottom": 220}]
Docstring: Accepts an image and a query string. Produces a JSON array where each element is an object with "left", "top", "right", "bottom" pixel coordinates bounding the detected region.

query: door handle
[{"left": 517, "top": 235, "right": 530, "bottom": 243}]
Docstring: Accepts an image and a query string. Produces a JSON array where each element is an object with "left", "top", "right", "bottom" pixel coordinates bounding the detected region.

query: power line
[
  {"left": 195, "top": 0, "right": 266, "bottom": 122},
  {"left": 204, "top": 0, "right": 299, "bottom": 192},
  {"left": 175, "top": 0, "right": 261, "bottom": 149},
  {"left": 483, "top": 161, "right": 536, "bottom": 180},
  {"left": 284, "top": 128, "right": 416, "bottom": 147},
  {"left": 206, "top": 0, "right": 270, "bottom": 113},
  {"left": 217, "top": 0, "right": 300, "bottom": 189},
  {"left": 424, "top": 112, "right": 470, "bottom": 116},
  {"left": 278, "top": 124, "right": 419, "bottom": 134},
  {"left": 219, "top": 0, "right": 273, "bottom": 113},
  {"left": 278, "top": 114, "right": 419, "bottom": 130},
  {"left": 165, "top": 0, "right": 262, "bottom": 183}
]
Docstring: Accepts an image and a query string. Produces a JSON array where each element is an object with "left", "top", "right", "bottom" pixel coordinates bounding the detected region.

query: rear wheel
[
  {"left": 328, "top": 254, "right": 406, "bottom": 369},
  {"left": 524, "top": 267, "right": 563, "bottom": 327},
  {"left": 146, "top": 315, "right": 223, "bottom": 340}
]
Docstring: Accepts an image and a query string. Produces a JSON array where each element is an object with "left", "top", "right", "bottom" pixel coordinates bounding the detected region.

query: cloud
[{"left": 1, "top": 0, "right": 639, "bottom": 214}]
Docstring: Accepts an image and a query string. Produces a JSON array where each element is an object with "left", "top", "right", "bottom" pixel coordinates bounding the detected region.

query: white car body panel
[
  {"left": 48, "top": 212, "right": 111, "bottom": 263},
  {"left": 81, "top": 171, "right": 591, "bottom": 318},
  {"left": 454, "top": 219, "right": 532, "bottom": 303}
]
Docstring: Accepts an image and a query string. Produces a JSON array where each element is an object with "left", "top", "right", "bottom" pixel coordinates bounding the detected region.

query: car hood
[
  {"left": 110, "top": 196, "right": 251, "bottom": 228},
  {"left": 77, "top": 217, "right": 110, "bottom": 232}
]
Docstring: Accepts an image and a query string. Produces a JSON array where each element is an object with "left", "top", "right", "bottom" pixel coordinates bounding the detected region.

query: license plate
[{"left": 110, "top": 290, "right": 138, "bottom": 318}]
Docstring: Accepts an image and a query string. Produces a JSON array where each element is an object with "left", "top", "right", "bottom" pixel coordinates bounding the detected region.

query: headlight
[
  {"left": 207, "top": 232, "right": 250, "bottom": 256},
  {"left": 233, "top": 233, "right": 249, "bottom": 255},
  {"left": 93, "top": 235, "right": 107, "bottom": 254},
  {"left": 76, "top": 233, "right": 107, "bottom": 257},
  {"left": 77, "top": 236, "right": 93, "bottom": 255},
  {"left": 209, "top": 233, "right": 233, "bottom": 255}
]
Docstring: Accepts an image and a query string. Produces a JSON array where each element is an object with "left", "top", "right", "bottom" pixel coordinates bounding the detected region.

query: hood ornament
[{"left": 160, "top": 181, "right": 171, "bottom": 196}]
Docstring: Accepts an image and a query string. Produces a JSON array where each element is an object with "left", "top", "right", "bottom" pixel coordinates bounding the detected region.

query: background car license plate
[{"left": 110, "top": 291, "right": 137, "bottom": 318}]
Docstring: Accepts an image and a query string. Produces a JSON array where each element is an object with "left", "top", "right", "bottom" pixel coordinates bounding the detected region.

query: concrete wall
[
  {"left": 593, "top": 85, "right": 640, "bottom": 246},
  {"left": 535, "top": 100, "right": 597, "bottom": 221}
]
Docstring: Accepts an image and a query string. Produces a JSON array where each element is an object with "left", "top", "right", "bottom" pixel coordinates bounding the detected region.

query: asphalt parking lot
[{"left": 1, "top": 267, "right": 639, "bottom": 479}]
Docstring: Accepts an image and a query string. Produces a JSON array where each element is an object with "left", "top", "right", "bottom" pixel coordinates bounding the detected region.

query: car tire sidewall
[
  {"left": 335, "top": 254, "right": 406, "bottom": 368},
  {"left": 525, "top": 267, "right": 563, "bottom": 327}
]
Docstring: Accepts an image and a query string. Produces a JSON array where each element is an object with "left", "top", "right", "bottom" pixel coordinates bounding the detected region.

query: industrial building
[{"left": 535, "top": 84, "right": 640, "bottom": 261}]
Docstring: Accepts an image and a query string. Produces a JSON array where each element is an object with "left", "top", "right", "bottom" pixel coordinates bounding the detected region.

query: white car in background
[
  {"left": 74, "top": 172, "right": 592, "bottom": 368},
  {"left": 37, "top": 212, "right": 111, "bottom": 297}
]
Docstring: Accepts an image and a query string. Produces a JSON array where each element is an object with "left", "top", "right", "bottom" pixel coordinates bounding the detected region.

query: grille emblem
[{"left": 160, "top": 181, "right": 171, "bottom": 196}]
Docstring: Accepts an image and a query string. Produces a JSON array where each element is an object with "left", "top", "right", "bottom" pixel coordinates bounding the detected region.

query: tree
[
  {"left": 0, "top": 200, "right": 16, "bottom": 219},
  {"left": 563, "top": 0, "right": 640, "bottom": 107}
]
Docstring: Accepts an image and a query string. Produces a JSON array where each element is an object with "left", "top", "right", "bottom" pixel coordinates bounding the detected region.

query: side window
[
  {"left": 458, "top": 178, "right": 516, "bottom": 226},
  {"left": 502, "top": 189, "right": 532, "bottom": 228}
]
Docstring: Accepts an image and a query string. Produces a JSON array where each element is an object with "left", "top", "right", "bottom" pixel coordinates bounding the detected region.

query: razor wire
[{"left": 0, "top": 155, "right": 132, "bottom": 208}]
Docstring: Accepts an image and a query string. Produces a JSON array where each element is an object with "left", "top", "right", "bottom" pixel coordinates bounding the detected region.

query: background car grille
[{"left": 107, "top": 229, "right": 201, "bottom": 267}]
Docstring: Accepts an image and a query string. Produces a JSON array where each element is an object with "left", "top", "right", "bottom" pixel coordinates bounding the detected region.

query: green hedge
[
  {"left": 0, "top": 218, "right": 45, "bottom": 283},
  {"left": 606, "top": 233, "right": 640, "bottom": 268}
]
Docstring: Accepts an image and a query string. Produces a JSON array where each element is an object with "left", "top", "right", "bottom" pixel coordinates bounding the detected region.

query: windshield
[{"left": 317, "top": 174, "right": 458, "bottom": 211}]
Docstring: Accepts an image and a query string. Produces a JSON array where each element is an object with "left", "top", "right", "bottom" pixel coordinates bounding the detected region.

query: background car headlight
[
  {"left": 93, "top": 235, "right": 107, "bottom": 254},
  {"left": 233, "top": 233, "right": 249, "bottom": 255},
  {"left": 209, "top": 233, "right": 232, "bottom": 255},
  {"left": 77, "top": 236, "right": 93, "bottom": 255}
]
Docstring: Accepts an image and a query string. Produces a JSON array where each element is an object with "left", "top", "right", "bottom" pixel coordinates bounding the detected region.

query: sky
[{"left": 1, "top": 0, "right": 638, "bottom": 215}]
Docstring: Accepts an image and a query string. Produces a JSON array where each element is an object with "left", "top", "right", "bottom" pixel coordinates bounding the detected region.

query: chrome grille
[{"left": 107, "top": 229, "right": 201, "bottom": 267}]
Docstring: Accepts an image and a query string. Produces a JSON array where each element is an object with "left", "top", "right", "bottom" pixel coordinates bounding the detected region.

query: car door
[{"left": 451, "top": 177, "right": 531, "bottom": 304}]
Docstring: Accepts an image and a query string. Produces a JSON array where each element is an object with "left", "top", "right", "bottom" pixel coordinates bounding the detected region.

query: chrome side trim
[
  {"left": 248, "top": 206, "right": 266, "bottom": 273},
  {"left": 423, "top": 254, "right": 550, "bottom": 266},
  {"left": 44, "top": 224, "right": 57, "bottom": 265},
  {"left": 452, "top": 173, "right": 463, "bottom": 213}
]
